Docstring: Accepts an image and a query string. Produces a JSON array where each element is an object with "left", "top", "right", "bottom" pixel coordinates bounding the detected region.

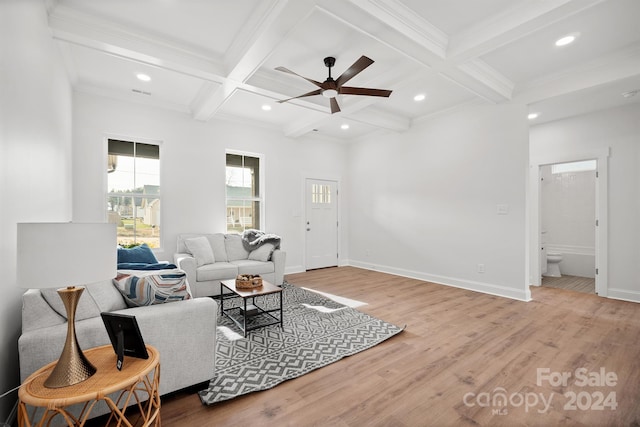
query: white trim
[
  {"left": 348, "top": 260, "right": 531, "bottom": 302},
  {"left": 607, "top": 288, "right": 640, "bottom": 304},
  {"left": 103, "top": 134, "right": 164, "bottom": 250},
  {"left": 530, "top": 147, "right": 609, "bottom": 297},
  {"left": 225, "top": 150, "right": 265, "bottom": 230},
  {"left": 303, "top": 177, "right": 340, "bottom": 270}
]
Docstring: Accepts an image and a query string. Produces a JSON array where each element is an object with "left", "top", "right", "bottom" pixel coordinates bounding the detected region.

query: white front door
[{"left": 305, "top": 179, "right": 338, "bottom": 270}]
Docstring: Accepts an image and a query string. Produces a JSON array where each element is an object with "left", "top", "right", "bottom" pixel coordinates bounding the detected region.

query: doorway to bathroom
[
  {"left": 540, "top": 160, "right": 596, "bottom": 294},
  {"left": 530, "top": 148, "right": 609, "bottom": 297}
]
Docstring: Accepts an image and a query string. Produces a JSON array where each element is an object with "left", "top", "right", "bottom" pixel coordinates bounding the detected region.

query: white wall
[
  {"left": 0, "top": 0, "right": 73, "bottom": 419},
  {"left": 347, "top": 104, "right": 530, "bottom": 301},
  {"left": 541, "top": 165, "right": 596, "bottom": 277},
  {"left": 72, "top": 92, "right": 349, "bottom": 273},
  {"left": 530, "top": 103, "right": 640, "bottom": 301}
]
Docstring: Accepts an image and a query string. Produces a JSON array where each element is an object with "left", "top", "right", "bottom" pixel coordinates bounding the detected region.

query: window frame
[
  {"left": 105, "top": 137, "right": 163, "bottom": 250},
  {"left": 225, "top": 150, "right": 265, "bottom": 233}
]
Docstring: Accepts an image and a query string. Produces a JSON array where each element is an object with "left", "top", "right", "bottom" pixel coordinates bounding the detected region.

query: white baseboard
[
  {"left": 348, "top": 260, "right": 531, "bottom": 302},
  {"left": 285, "top": 265, "right": 305, "bottom": 275},
  {"left": 606, "top": 287, "right": 640, "bottom": 303}
]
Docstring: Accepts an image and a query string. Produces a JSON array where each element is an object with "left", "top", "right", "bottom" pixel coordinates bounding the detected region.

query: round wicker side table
[{"left": 18, "top": 344, "right": 160, "bottom": 427}]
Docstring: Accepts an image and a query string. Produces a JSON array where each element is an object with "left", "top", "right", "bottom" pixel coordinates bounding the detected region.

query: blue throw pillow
[
  {"left": 117, "top": 243, "right": 158, "bottom": 264},
  {"left": 117, "top": 262, "right": 177, "bottom": 270}
]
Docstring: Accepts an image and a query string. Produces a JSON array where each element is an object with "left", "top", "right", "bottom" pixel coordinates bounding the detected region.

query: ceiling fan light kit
[{"left": 276, "top": 56, "right": 392, "bottom": 114}]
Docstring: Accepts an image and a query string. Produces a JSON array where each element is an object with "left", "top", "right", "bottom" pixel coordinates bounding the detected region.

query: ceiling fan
[{"left": 275, "top": 56, "right": 392, "bottom": 114}]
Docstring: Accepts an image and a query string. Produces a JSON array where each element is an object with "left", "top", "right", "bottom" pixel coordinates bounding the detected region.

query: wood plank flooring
[
  {"left": 542, "top": 274, "right": 596, "bottom": 294},
  {"left": 156, "top": 266, "right": 640, "bottom": 426}
]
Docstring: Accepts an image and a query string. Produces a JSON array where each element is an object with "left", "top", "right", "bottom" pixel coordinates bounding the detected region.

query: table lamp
[{"left": 17, "top": 222, "right": 116, "bottom": 388}]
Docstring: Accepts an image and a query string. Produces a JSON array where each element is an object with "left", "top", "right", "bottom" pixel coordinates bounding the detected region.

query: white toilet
[{"left": 545, "top": 251, "right": 563, "bottom": 277}]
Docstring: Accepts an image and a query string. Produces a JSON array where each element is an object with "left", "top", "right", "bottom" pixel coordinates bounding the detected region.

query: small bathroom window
[{"left": 551, "top": 160, "right": 597, "bottom": 174}]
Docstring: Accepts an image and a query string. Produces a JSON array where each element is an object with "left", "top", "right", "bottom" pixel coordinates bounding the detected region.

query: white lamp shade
[{"left": 17, "top": 223, "right": 117, "bottom": 289}]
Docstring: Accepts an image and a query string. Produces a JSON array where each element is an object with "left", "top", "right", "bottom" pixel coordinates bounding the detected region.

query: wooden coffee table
[{"left": 220, "top": 279, "right": 283, "bottom": 337}]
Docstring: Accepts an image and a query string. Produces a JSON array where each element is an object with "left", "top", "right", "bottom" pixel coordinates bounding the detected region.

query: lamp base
[{"left": 44, "top": 287, "right": 96, "bottom": 388}]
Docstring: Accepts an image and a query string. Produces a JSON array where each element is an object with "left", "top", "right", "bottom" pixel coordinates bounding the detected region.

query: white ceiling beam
[
  {"left": 48, "top": 6, "right": 226, "bottom": 83},
  {"left": 448, "top": 0, "right": 607, "bottom": 61},
  {"left": 512, "top": 45, "right": 640, "bottom": 105},
  {"left": 438, "top": 0, "right": 606, "bottom": 103},
  {"left": 326, "top": 1, "right": 513, "bottom": 105},
  {"left": 346, "top": 0, "right": 448, "bottom": 59},
  {"left": 455, "top": 59, "right": 514, "bottom": 101},
  {"left": 191, "top": 0, "right": 318, "bottom": 121}
]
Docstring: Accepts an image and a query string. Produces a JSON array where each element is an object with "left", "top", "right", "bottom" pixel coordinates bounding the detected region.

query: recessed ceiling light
[
  {"left": 261, "top": 104, "right": 272, "bottom": 111},
  {"left": 414, "top": 93, "right": 426, "bottom": 102},
  {"left": 341, "top": 124, "right": 350, "bottom": 130},
  {"left": 136, "top": 73, "right": 151, "bottom": 82},
  {"left": 555, "top": 33, "right": 579, "bottom": 47},
  {"left": 528, "top": 112, "right": 540, "bottom": 120}
]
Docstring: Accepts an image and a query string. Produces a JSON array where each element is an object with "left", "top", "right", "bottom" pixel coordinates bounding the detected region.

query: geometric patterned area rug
[{"left": 198, "top": 282, "right": 404, "bottom": 405}]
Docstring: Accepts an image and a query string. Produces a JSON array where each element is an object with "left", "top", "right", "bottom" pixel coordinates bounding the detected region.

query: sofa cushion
[
  {"left": 117, "top": 243, "right": 158, "bottom": 264},
  {"left": 40, "top": 287, "right": 101, "bottom": 321},
  {"left": 196, "top": 262, "right": 238, "bottom": 282},
  {"left": 248, "top": 243, "right": 276, "bottom": 262},
  {"left": 207, "top": 234, "right": 228, "bottom": 262},
  {"left": 184, "top": 237, "right": 215, "bottom": 267},
  {"left": 224, "top": 234, "right": 249, "bottom": 261},
  {"left": 86, "top": 280, "right": 127, "bottom": 312},
  {"left": 231, "top": 259, "right": 275, "bottom": 276},
  {"left": 112, "top": 271, "right": 191, "bottom": 307},
  {"left": 177, "top": 234, "right": 228, "bottom": 262}
]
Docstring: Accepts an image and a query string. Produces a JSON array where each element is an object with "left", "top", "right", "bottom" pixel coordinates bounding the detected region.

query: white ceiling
[{"left": 48, "top": 0, "right": 640, "bottom": 140}]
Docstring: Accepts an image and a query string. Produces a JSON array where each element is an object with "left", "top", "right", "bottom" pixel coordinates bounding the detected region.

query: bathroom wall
[{"left": 540, "top": 165, "right": 596, "bottom": 278}]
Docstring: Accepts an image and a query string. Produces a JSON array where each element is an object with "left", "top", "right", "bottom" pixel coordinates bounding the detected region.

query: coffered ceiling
[{"left": 48, "top": 0, "right": 640, "bottom": 140}]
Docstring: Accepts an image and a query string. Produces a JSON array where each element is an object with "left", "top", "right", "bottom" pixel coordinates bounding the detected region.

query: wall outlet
[{"left": 477, "top": 263, "right": 485, "bottom": 273}]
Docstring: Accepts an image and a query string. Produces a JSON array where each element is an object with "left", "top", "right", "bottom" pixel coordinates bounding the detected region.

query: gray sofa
[
  {"left": 174, "top": 233, "right": 286, "bottom": 297},
  {"left": 19, "top": 279, "right": 217, "bottom": 420}
]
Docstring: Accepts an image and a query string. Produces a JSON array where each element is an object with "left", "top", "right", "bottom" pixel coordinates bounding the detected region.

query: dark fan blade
[
  {"left": 335, "top": 56, "right": 374, "bottom": 87},
  {"left": 339, "top": 86, "right": 392, "bottom": 97},
  {"left": 330, "top": 97, "right": 341, "bottom": 114},
  {"left": 275, "top": 66, "right": 323, "bottom": 88},
  {"left": 277, "top": 89, "right": 323, "bottom": 103}
]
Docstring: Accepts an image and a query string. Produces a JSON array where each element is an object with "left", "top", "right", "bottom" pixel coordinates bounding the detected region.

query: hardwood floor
[
  {"left": 542, "top": 274, "right": 596, "bottom": 294},
  {"left": 158, "top": 267, "right": 640, "bottom": 426}
]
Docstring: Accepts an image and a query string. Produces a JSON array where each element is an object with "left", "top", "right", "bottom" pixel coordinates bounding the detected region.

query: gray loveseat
[
  {"left": 174, "top": 233, "right": 286, "bottom": 297},
  {"left": 19, "top": 279, "right": 217, "bottom": 421}
]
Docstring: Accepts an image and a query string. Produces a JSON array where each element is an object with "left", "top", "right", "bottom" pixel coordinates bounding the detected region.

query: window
[
  {"left": 551, "top": 160, "right": 596, "bottom": 174},
  {"left": 107, "top": 139, "right": 161, "bottom": 248},
  {"left": 312, "top": 183, "right": 332, "bottom": 204},
  {"left": 226, "top": 153, "right": 261, "bottom": 233}
]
